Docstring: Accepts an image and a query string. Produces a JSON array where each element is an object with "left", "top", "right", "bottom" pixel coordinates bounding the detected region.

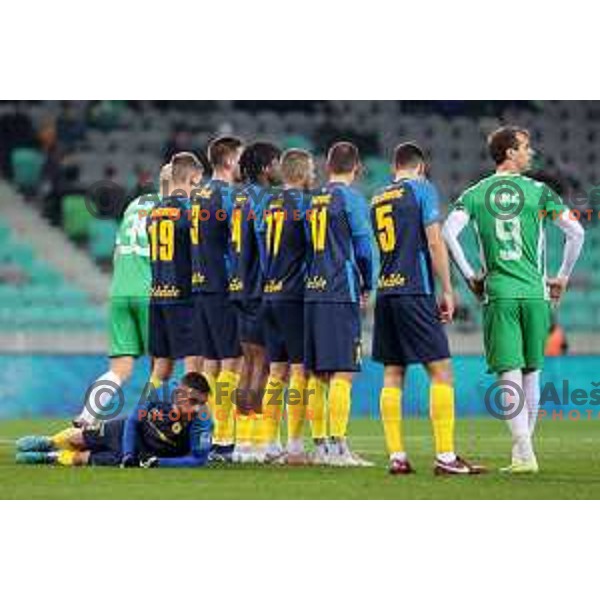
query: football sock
[
  {"left": 235, "top": 412, "right": 254, "bottom": 447},
  {"left": 263, "top": 375, "right": 285, "bottom": 445},
  {"left": 523, "top": 370, "right": 541, "bottom": 434},
  {"left": 150, "top": 373, "right": 162, "bottom": 388},
  {"left": 50, "top": 428, "right": 77, "bottom": 450},
  {"left": 251, "top": 412, "right": 266, "bottom": 447},
  {"left": 500, "top": 369, "right": 533, "bottom": 462},
  {"left": 430, "top": 382, "right": 456, "bottom": 457},
  {"left": 56, "top": 450, "right": 77, "bottom": 466},
  {"left": 214, "top": 370, "right": 240, "bottom": 446},
  {"left": 308, "top": 376, "right": 327, "bottom": 440},
  {"left": 380, "top": 387, "right": 404, "bottom": 456},
  {"left": 328, "top": 377, "right": 352, "bottom": 439},
  {"left": 78, "top": 370, "right": 122, "bottom": 423},
  {"left": 287, "top": 372, "right": 307, "bottom": 450}
]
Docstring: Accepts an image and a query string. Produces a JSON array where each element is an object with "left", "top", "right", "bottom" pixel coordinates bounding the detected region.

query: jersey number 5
[
  {"left": 149, "top": 220, "right": 175, "bottom": 261},
  {"left": 375, "top": 204, "right": 396, "bottom": 252}
]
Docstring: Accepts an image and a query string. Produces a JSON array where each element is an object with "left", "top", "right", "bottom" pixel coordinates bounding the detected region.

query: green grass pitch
[{"left": 1, "top": 417, "right": 600, "bottom": 499}]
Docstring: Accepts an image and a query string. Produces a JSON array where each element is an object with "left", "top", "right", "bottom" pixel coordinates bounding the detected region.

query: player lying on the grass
[
  {"left": 74, "top": 163, "right": 173, "bottom": 427},
  {"left": 16, "top": 373, "right": 213, "bottom": 468},
  {"left": 443, "top": 126, "right": 585, "bottom": 474},
  {"left": 371, "top": 143, "right": 485, "bottom": 475}
]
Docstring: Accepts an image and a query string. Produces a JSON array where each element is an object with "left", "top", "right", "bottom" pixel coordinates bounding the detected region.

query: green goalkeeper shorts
[
  {"left": 108, "top": 296, "right": 149, "bottom": 358},
  {"left": 483, "top": 298, "right": 551, "bottom": 374}
]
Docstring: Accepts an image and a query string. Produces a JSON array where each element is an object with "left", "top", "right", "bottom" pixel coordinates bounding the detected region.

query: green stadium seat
[
  {"left": 10, "top": 147, "right": 45, "bottom": 192},
  {"left": 62, "top": 194, "right": 94, "bottom": 242}
]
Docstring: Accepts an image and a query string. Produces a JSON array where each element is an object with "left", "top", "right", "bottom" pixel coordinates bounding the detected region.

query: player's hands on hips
[
  {"left": 547, "top": 276, "right": 568, "bottom": 303},
  {"left": 468, "top": 275, "right": 485, "bottom": 300},
  {"left": 438, "top": 291, "right": 455, "bottom": 324},
  {"left": 140, "top": 456, "right": 159, "bottom": 469},
  {"left": 120, "top": 454, "right": 137, "bottom": 468}
]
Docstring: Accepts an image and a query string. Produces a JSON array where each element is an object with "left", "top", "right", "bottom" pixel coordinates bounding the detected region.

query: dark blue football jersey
[
  {"left": 305, "top": 182, "right": 373, "bottom": 304},
  {"left": 228, "top": 183, "right": 272, "bottom": 300},
  {"left": 371, "top": 178, "right": 441, "bottom": 296},
  {"left": 190, "top": 180, "right": 234, "bottom": 295},
  {"left": 259, "top": 187, "right": 311, "bottom": 302},
  {"left": 148, "top": 195, "right": 192, "bottom": 303}
]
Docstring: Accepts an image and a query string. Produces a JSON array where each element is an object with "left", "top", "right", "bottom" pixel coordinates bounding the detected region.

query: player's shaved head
[
  {"left": 326, "top": 141, "right": 361, "bottom": 175},
  {"left": 208, "top": 136, "right": 244, "bottom": 169},
  {"left": 170, "top": 152, "right": 203, "bottom": 185},
  {"left": 488, "top": 126, "right": 530, "bottom": 165},
  {"left": 394, "top": 142, "right": 426, "bottom": 169},
  {"left": 281, "top": 149, "right": 314, "bottom": 187},
  {"left": 240, "top": 142, "right": 282, "bottom": 184}
]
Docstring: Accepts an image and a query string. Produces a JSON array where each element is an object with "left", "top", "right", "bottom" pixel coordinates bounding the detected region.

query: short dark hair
[
  {"left": 327, "top": 141, "right": 360, "bottom": 175},
  {"left": 180, "top": 372, "right": 211, "bottom": 396},
  {"left": 488, "top": 126, "right": 530, "bottom": 165},
  {"left": 394, "top": 142, "right": 426, "bottom": 169},
  {"left": 170, "top": 152, "right": 202, "bottom": 185},
  {"left": 240, "top": 142, "right": 281, "bottom": 183},
  {"left": 208, "top": 136, "right": 244, "bottom": 168}
]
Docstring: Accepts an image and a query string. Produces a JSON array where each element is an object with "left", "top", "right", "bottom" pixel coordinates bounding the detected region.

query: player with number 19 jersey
[{"left": 147, "top": 195, "right": 195, "bottom": 359}]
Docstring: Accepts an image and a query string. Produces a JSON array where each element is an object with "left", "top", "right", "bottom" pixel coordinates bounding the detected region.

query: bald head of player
[
  {"left": 208, "top": 136, "right": 244, "bottom": 184},
  {"left": 393, "top": 142, "right": 428, "bottom": 180},
  {"left": 169, "top": 152, "right": 203, "bottom": 198},
  {"left": 326, "top": 141, "right": 362, "bottom": 184},
  {"left": 488, "top": 126, "right": 533, "bottom": 173},
  {"left": 281, "top": 148, "right": 315, "bottom": 190}
]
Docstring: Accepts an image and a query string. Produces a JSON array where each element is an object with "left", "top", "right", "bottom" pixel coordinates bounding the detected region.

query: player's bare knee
[
  {"left": 426, "top": 359, "right": 453, "bottom": 386},
  {"left": 270, "top": 362, "right": 288, "bottom": 381},
  {"left": 111, "top": 356, "right": 134, "bottom": 381}
]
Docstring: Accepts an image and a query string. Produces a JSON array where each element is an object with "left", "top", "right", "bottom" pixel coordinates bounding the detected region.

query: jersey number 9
[{"left": 149, "top": 220, "right": 175, "bottom": 262}]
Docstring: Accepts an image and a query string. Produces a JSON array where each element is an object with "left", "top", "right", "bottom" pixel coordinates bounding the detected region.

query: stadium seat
[{"left": 62, "top": 194, "right": 94, "bottom": 242}]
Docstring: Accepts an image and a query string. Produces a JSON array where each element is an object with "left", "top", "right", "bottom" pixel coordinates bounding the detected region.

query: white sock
[
  {"left": 78, "top": 370, "right": 122, "bottom": 424},
  {"left": 499, "top": 369, "right": 533, "bottom": 462},
  {"left": 523, "top": 370, "right": 541, "bottom": 435},
  {"left": 391, "top": 451, "right": 408, "bottom": 462},
  {"left": 287, "top": 438, "right": 304, "bottom": 455}
]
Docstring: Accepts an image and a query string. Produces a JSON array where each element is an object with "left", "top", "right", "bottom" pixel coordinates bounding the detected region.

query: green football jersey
[
  {"left": 110, "top": 194, "right": 158, "bottom": 299},
  {"left": 452, "top": 173, "right": 564, "bottom": 300}
]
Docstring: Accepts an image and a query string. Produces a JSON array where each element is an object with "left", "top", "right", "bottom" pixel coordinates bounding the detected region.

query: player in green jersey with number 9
[
  {"left": 443, "top": 126, "right": 585, "bottom": 474},
  {"left": 74, "top": 164, "right": 171, "bottom": 426}
]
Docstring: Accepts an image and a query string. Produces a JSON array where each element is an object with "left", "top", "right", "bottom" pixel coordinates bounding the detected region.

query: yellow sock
[
  {"left": 51, "top": 428, "right": 77, "bottom": 450},
  {"left": 150, "top": 374, "right": 162, "bottom": 388},
  {"left": 287, "top": 373, "right": 307, "bottom": 443},
  {"left": 263, "top": 375, "right": 285, "bottom": 445},
  {"left": 380, "top": 387, "right": 404, "bottom": 456},
  {"left": 251, "top": 412, "right": 266, "bottom": 447},
  {"left": 235, "top": 411, "right": 254, "bottom": 446},
  {"left": 214, "top": 370, "right": 240, "bottom": 446},
  {"left": 430, "top": 382, "right": 455, "bottom": 455},
  {"left": 329, "top": 377, "right": 352, "bottom": 439},
  {"left": 56, "top": 450, "right": 77, "bottom": 466},
  {"left": 202, "top": 371, "right": 217, "bottom": 416},
  {"left": 308, "top": 376, "right": 327, "bottom": 440}
]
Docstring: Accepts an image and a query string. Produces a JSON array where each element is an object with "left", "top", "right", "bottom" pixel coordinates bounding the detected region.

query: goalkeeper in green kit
[
  {"left": 443, "top": 126, "right": 585, "bottom": 473},
  {"left": 74, "top": 164, "right": 172, "bottom": 426}
]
